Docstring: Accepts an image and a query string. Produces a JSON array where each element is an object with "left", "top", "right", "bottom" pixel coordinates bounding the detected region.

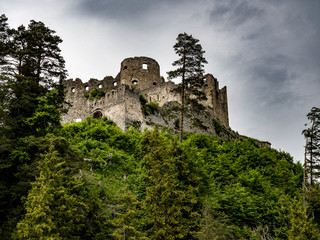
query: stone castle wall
[{"left": 62, "top": 57, "right": 230, "bottom": 135}]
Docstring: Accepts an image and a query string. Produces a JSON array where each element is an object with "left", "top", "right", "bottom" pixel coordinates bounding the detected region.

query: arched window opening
[
  {"left": 153, "top": 82, "right": 157, "bottom": 86},
  {"left": 71, "top": 87, "right": 75, "bottom": 93},
  {"left": 203, "top": 78, "right": 208, "bottom": 86},
  {"left": 142, "top": 63, "right": 148, "bottom": 70},
  {"left": 113, "top": 81, "right": 117, "bottom": 86},
  {"left": 132, "top": 80, "right": 138, "bottom": 85},
  {"left": 93, "top": 111, "right": 102, "bottom": 119},
  {"left": 85, "top": 86, "right": 89, "bottom": 91},
  {"left": 98, "top": 84, "right": 102, "bottom": 89}
]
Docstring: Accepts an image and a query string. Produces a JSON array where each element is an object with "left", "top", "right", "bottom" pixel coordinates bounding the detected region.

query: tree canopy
[
  {"left": 167, "top": 33, "right": 207, "bottom": 143},
  {"left": 0, "top": 18, "right": 319, "bottom": 239},
  {"left": 0, "top": 15, "right": 66, "bottom": 138}
]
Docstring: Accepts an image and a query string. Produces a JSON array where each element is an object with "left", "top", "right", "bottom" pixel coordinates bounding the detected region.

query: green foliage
[
  {"left": 162, "top": 101, "right": 180, "bottom": 119},
  {"left": 174, "top": 118, "right": 180, "bottom": 130},
  {"left": 214, "top": 119, "right": 223, "bottom": 135},
  {"left": 126, "top": 120, "right": 141, "bottom": 131},
  {"left": 167, "top": 32, "right": 207, "bottom": 83},
  {"left": 14, "top": 146, "right": 87, "bottom": 239},
  {"left": 0, "top": 15, "right": 66, "bottom": 139},
  {"left": 192, "top": 118, "right": 208, "bottom": 130},
  {"left": 288, "top": 197, "right": 319, "bottom": 240},
  {"left": 111, "top": 185, "right": 146, "bottom": 239},
  {"left": 0, "top": 20, "right": 318, "bottom": 238},
  {"left": 84, "top": 88, "right": 106, "bottom": 100},
  {"left": 302, "top": 107, "right": 320, "bottom": 185},
  {"left": 24, "top": 90, "right": 62, "bottom": 136},
  {"left": 197, "top": 200, "right": 233, "bottom": 240},
  {"left": 167, "top": 32, "right": 208, "bottom": 142},
  {"left": 139, "top": 95, "right": 159, "bottom": 116},
  {"left": 139, "top": 94, "right": 148, "bottom": 105},
  {"left": 306, "top": 185, "right": 320, "bottom": 225},
  {"left": 141, "top": 128, "right": 201, "bottom": 239},
  {"left": 0, "top": 116, "right": 315, "bottom": 239},
  {"left": 187, "top": 97, "right": 206, "bottom": 113}
]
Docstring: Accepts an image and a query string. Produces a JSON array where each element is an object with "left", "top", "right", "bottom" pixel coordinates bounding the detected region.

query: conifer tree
[
  {"left": 167, "top": 33, "right": 207, "bottom": 143},
  {"left": 141, "top": 128, "right": 200, "bottom": 239},
  {"left": 111, "top": 185, "right": 145, "bottom": 240},
  {"left": 0, "top": 17, "right": 67, "bottom": 138},
  {"left": 0, "top": 14, "right": 9, "bottom": 68},
  {"left": 302, "top": 107, "right": 320, "bottom": 187},
  {"left": 14, "top": 146, "right": 87, "bottom": 239},
  {"left": 288, "top": 197, "right": 318, "bottom": 240}
]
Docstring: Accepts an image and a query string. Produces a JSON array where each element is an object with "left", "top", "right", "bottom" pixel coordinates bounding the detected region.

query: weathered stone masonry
[{"left": 62, "top": 56, "right": 230, "bottom": 136}]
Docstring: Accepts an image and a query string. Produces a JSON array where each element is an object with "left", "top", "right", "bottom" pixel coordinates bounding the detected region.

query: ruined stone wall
[
  {"left": 123, "top": 87, "right": 145, "bottom": 130},
  {"left": 61, "top": 56, "right": 230, "bottom": 134},
  {"left": 119, "top": 57, "right": 164, "bottom": 91},
  {"left": 140, "top": 81, "right": 180, "bottom": 107},
  {"left": 202, "top": 74, "right": 229, "bottom": 128}
]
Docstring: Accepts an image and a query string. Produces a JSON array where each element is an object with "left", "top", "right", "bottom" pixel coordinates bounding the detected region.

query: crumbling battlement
[{"left": 62, "top": 56, "right": 229, "bottom": 134}]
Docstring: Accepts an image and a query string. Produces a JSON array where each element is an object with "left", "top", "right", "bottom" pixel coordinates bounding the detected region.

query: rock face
[{"left": 62, "top": 56, "right": 230, "bottom": 136}]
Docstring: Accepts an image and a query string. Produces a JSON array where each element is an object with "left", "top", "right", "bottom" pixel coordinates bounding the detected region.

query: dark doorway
[{"left": 93, "top": 111, "right": 103, "bottom": 119}]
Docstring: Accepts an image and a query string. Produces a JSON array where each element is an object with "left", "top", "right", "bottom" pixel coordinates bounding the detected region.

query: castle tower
[{"left": 119, "top": 57, "right": 164, "bottom": 90}]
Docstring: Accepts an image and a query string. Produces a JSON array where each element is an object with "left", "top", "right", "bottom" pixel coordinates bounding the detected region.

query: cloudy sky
[{"left": 1, "top": 0, "right": 319, "bottom": 161}]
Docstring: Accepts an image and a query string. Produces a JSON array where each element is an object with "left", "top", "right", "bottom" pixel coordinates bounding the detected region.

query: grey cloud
[
  {"left": 74, "top": 0, "right": 186, "bottom": 22},
  {"left": 251, "top": 67, "right": 293, "bottom": 106},
  {"left": 209, "top": 0, "right": 264, "bottom": 28},
  {"left": 232, "top": 2, "right": 264, "bottom": 25}
]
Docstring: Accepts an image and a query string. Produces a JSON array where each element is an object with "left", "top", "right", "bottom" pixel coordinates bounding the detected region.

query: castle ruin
[{"left": 62, "top": 57, "right": 229, "bottom": 136}]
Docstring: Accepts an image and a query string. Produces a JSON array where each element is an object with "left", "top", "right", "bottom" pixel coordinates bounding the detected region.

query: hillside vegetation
[
  {"left": 1, "top": 15, "right": 319, "bottom": 239},
  {"left": 2, "top": 117, "right": 319, "bottom": 239}
]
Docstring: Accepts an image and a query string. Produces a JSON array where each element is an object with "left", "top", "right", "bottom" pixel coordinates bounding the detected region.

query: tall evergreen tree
[
  {"left": 14, "top": 146, "right": 87, "bottom": 239},
  {"left": 141, "top": 129, "right": 200, "bottom": 239},
  {"left": 0, "top": 14, "right": 10, "bottom": 124},
  {"left": 0, "top": 17, "right": 68, "bottom": 237},
  {"left": 302, "top": 107, "right": 320, "bottom": 187},
  {"left": 111, "top": 185, "right": 145, "bottom": 240},
  {"left": 0, "top": 17, "right": 67, "bottom": 138},
  {"left": 288, "top": 197, "right": 318, "bottom": 240},
  {"left": 167, "top": 33, "right": 207, "bottom": 143},
  {"left": 0, "top": 14, "right": 9, "bottom": 68}
]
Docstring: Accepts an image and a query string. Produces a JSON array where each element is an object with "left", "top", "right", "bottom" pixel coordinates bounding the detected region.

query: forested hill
[
  {"left": 1, "top": 14, "right": 319, "bottom": 239},
  {"left": 1, "top": 117, "right": 319, "bottom": 239}
]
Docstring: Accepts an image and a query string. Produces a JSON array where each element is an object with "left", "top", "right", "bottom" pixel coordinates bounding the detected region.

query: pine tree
[
  {"left": 302, "top": 107, "right": 320, "bottom": 187},
  {"left": 14, "top": 146, "right": 87, "bottom": 239},
  {"left": 0, "top": 18, "right": 67, "bottom": 138},
  {"left": 0, "top": 14, "right": 9, "bottom": 68},
  {"left": 288, "top": 197, "right": 318, "bottom": 240},
  {"left": 141, "top": 129, "right": 200, "bottom": 239},
  {"left": 111, "top": 185, "right": 146, "bottom": 240},
  {"left": 197, "top": 200, "right": 232, "bottom": 240},
  {"left": 167, "top": 33, "right": 207, "bottom": 143}
]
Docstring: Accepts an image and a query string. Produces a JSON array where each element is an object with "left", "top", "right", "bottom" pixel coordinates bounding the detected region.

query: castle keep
[{"left": 62, "top": 57, "right": 229, "bottom": 136}]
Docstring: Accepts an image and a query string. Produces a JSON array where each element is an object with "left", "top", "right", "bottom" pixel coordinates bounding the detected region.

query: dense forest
[{"left": 1, "top": 15, "right": 320, "bottom": 239}]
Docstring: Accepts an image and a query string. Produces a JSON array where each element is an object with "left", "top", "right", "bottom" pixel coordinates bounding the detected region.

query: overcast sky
[{"left": 1, "top": 0, "right": 319, "bottom": 162}]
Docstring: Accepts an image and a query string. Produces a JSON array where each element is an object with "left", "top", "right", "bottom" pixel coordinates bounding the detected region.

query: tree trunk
[
  {"left": 179, "top": 56, "right": 186, "bottom": 143},
  {"left": 303, "top": 145, "right": 307, "bottom": 210},
  {"left": 310, "top": 122, "right": 314, "bottom": 186}
]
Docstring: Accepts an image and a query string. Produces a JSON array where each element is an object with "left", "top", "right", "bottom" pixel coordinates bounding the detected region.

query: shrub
[{"left": 84, "top": 89, "right": 106, "bottom": 100}]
